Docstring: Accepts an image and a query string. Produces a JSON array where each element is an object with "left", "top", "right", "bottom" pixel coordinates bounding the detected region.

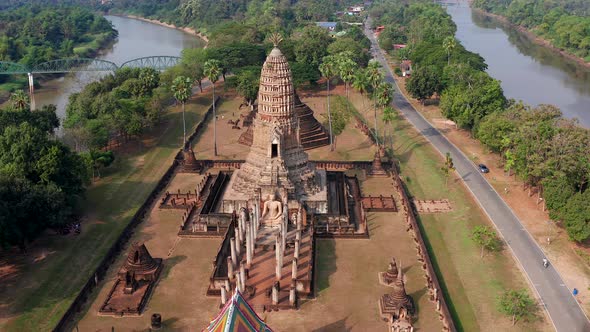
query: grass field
[{"left": 0, "top": 90, "right": 214, "bottom": 331}]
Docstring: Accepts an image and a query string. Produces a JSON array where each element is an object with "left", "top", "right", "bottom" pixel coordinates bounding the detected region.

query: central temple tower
[{"left": 231, "top": 45, "right": 319, "bottom": 199}]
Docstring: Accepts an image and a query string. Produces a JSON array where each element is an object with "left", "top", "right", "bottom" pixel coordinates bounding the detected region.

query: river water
[
  {"left": 35, "top": 15, "right": 204, "bottom": 122},
  {"left": 445, "top": 1, "right": 590, "bottom": 128}
]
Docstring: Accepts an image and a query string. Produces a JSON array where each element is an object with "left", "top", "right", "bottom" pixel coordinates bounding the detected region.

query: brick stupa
[{"left": 231, "top": 45, "right": 319, "bottom": 199}]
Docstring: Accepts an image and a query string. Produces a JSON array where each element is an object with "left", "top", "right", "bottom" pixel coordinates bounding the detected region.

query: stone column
[
  {"left": 281, "top": 221, "right": 287, "bottom": 253},
  {"left": 272, "top": 281, "right": 280, "bottom": 305},
  {"left": 296, "top": 228, "right": 301, "bottom": 242},
  {"left": 294, "top": 239, "right": 300, "bottom": 259},
  {"left": 275, "top": 235, "right": 283, "bottom": 280},
  {"left": 291, "top": 258, "right": 298, "bottom": 279},
  {"left": 289, "top": 280, "right": 296, "bottom": 306},
  {"left": 227, "top": 257, "right": 234, "bottom": 280},
  {"left": 240, "top": 265, "right": 246, "bottom": 292},
  {"left": 220, "top": 286, "right": 227, "bottom": 305},
  {"left": 235, "top": 231, "right": 242, "bottom": 256},
  {"left": 236, "top": 273, "right": 242, "bottom": 293},
  {"left": 225, "top": 279, "right": 231, "bottom": 292},
  {"left": 246, "top": 225, "right": 252, "bottom": 267},
  {"left": 237, "top": 224, "right": 243, "bottom": 247},
  {"left": 254, "top": 202, "right": 259, "bottom": 234},
  {"left": 230, "top": 239, "right": 237, "bottom": 266}
]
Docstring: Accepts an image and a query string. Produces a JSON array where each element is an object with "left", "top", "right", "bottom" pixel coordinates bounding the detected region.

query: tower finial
[{"left": 268, "top": 33, "right": 283, "bottom": 47}]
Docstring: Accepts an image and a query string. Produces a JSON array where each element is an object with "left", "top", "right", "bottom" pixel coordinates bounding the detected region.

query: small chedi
[
  {"left": 99, "top": 242, "right": 162, "bottom": 316},
  {"left": 368, "top": 149, "right": 388, "bottom": 176},
  {"left": 182, "top": 147, "right": 202, "bottom": 173},
  {"left": 379, "top": 257, "right": 399, "bottom": 286},
  {"left": 379, "top": 259, "right": 415, "bottom": 332}
]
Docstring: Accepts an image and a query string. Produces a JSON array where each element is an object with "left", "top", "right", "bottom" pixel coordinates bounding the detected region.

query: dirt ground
[{"left": 393, "top": 66, "right": 590, "bottom": 313}]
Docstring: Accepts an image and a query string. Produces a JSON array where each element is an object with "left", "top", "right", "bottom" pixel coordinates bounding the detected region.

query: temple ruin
[{"left": 99, "top": 242, "right": 162, "bottom": 316}]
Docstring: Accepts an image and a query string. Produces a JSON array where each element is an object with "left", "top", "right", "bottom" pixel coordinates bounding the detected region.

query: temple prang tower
[{"left": 231, "top": 44, "right": 320, "bottom": 200}]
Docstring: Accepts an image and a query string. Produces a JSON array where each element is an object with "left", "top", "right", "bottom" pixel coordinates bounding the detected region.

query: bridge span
[{"left": 0, "top": 55, "right": 181, "bottom": 109}]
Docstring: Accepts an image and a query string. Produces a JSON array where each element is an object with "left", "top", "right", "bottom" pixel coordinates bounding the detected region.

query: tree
[
  {"left": 382, "top": 106, "right": 396, "bottom": 148},
  {"left": 171, "top": 76, "right": 192, "bottom": 147},
  {"left": 406, "top": 65, "right": 441, "bottom": 104},
  {"left": 442, "top": 36, "right": 457, "bottom": 65},
  {"left": 319, "top": 55, "right": 338, "bottom": 151},
  {"left": 471, "top": 225, "right": 501, "bottom": 258},
  {"left": 294, "top": 25, "right": 332, "bottom": 68},
  {"left": 375, "top": 82, "right": 394, "bottom": 145},
  {"left": 235, "top": 68, "right": 260, "bottom": 106},
  {"left": 9, "top": 90, "right": 29, "bottom": 111},
  {"left": 367, "top": 60, "right": 384, "bottom": 143},
  {"left": 204, "top": 59, "right": 222, "bottom": 156},
  {"left": 440, "top": 152, "right": 456, "bottom": 186},
  {"left": 497, "top": 289, "right": 537, "bottom": 326},
  {"left": 0, "top": 176, "right": 67, "bottom": 250},
  {"left": 561, "top": 190, "right": 590, "bottom": 242},
  {"left": 321, "top": 96, "right": 351, "bottom": 150},
  {"left": 336, "top": 52, "right": 356, "bottom": 114},
  {"left": 352, "top": 68, "right": 370, "bottom": 107},
  {"left": 83, "top": 149, "right": 115, "bottom": 179}
]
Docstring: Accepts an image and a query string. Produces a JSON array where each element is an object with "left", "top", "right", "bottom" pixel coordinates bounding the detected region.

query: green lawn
[{"left": 0, "top": 92, "right": 213, "bottom": 331}]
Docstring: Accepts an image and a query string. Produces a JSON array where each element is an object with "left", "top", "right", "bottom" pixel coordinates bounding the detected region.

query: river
[
  {"left": 445, "top": 1, "right": 590, "bottom": 128},
  {"left": 35, "top": 15, "right": 204, "bottom": 123}
]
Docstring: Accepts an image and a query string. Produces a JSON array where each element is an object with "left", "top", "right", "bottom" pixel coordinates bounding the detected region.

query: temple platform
[{"left": 219, "top": 169, "right": 328, "bottom": 214}]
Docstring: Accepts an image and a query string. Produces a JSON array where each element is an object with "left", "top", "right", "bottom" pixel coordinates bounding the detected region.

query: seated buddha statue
[{"left": 261, "top": 195, "right": 283, "bottom": 227}]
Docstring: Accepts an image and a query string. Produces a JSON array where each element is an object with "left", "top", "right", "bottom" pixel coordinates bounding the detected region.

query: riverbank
[
  {"left": 113, "top": 14, "right": 209, "bottom": 45},
  {"left": 472, "top": 7, "right": 590, "bottom": 69}
]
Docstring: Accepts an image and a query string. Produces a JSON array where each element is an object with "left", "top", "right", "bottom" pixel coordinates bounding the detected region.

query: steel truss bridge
[{"left": 0, "top": 56, "right": 181, "bottom": 75}]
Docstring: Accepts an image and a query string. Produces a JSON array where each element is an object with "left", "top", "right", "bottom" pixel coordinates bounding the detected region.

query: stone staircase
[{"left": 238, "top": 94, "right": 330, "bottom": 150}]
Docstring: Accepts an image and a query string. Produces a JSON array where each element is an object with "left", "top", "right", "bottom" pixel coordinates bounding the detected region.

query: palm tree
[
  {"left": 9, "top": 90, "right": 29, "bottom": 111},
  {"left": 382, "top": 106, "right": 396, "bottom": 148},
  {"left": 376, "top": 82, "right": 393, "bottom": 147},
  {"left": 367, "top": 60, "right": 384, "bottom": 145},
  {"left": 171, "top": 76, "right": 193, "bottom": 147},
  {"left": 352, "top": 69, "right": 370, "bottom": 108},
  {"left": 336, "top": 52, "right": 356, "bottom": 115},
  {"left": 204, "top": 59, "right": 222, "bottom": 156},
  {"left": 319, "top": 55, "right": 338, "bottom": 151},
  {"left": 443, "top": 36, "right": 457, "bottom": 66}
]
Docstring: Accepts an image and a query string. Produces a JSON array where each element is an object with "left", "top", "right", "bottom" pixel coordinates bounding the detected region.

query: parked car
[{"left": 478, "top": 164, "right": 489, "bottom": 173}]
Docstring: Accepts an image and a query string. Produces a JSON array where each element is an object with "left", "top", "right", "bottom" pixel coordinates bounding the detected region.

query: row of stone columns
[
  {"left": 271, "top": 280, "right": 298, "bottom": 307},
  {"left": 223, "top": 205, "right": 261, "bottom": 306}
]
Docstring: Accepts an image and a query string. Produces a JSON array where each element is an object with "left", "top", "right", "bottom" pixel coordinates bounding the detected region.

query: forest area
[
  {"left": 0, "top": 5, "right": 116, "bottom": 91},
  {"left": 472, "top": 0, "right": 590, "bottom": 61},
  {"left": 373, "top": 0, "right": 590, "bottom": 243}
]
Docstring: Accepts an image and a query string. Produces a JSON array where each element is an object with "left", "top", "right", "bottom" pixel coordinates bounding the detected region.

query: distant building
[
  {"left": 375, "top": 26, "right": 385, "bottom": 38},
  {"left": 345, "top": 5, "right": 364, "bottom": 16},
  {"left": 393, "top": 44, "right": 407, "bottom": 50},
  {"left": 315, "top": 22, "right": 338, "bottom": 31},
  {"left": 401, "top": 60, "right": 412, "bottom": 77}
]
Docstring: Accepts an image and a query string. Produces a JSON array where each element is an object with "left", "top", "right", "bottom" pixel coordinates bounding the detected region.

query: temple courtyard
[{"left": 77, "top": 168, "right": 442, "bottom": 331}]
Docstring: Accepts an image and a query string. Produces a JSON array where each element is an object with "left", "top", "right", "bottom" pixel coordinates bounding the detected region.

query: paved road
[{"left": 363, "top": 20, "right": 590, "bottom": 332}]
